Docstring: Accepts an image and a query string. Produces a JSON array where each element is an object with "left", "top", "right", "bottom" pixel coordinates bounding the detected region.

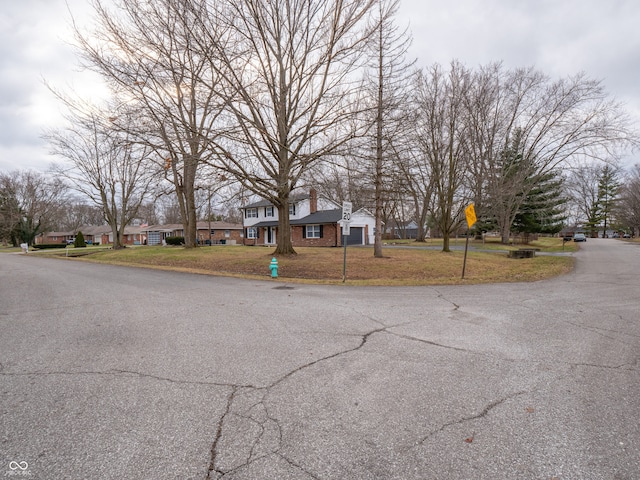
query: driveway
[{"left": 1, "top": 239, "right": 639, "bottom": 479}]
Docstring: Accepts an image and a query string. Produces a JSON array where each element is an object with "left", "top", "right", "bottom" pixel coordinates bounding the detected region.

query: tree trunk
[
  {"left": 274, "top": 201, "right": 295, "bottom": 255},
  {"left": 442, "top": 233, "right": 450, "bottom": 252},
  {"left": 373, "top": 11, "right": 384, "bottom": 259}
]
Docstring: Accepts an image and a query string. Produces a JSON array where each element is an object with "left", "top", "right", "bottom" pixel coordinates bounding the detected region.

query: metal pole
[
  {"left": 342, "top": 233, "right": 348, "bottom": 283},
  {"left": 462, "top": 231, "right": 470, "bottom": 279}
]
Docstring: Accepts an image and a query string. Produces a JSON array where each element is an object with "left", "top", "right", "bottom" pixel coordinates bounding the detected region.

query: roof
[
  {"left": 292, "top": 209, "right": 342, "bottom": 225},
  {"left": 252, "top": 209, "right": 342, "bottom": 228},
  {"left": 242, "top": 193, "right": 310, "bottom": 209},
  {"left": 143, "top": 221, "right": 243, "bottom": 232}
]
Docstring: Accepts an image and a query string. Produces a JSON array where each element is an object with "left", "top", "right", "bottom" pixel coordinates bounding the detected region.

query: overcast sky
[{"left": 1, "top": 0, "right": 639, "bottom": 173}]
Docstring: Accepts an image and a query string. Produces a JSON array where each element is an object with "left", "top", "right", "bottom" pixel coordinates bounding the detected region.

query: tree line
[{"left": 2, "top": 0, "right": 638, "bottom": 250}]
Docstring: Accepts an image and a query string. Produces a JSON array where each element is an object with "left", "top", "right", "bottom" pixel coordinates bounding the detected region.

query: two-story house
[{"left": 241, "top": 189, "right": 375, "bottom": 247}]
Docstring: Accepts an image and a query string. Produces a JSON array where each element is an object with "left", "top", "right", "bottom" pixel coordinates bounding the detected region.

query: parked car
[
  {"left": 573, "top": 233, "right": 587, "bottom": 242},
  {"left": 623, "top": 233, "right": 631, "bottom": 238}
]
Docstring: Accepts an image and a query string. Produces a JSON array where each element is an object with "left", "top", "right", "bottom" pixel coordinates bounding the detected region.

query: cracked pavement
[{"left": 1, "top": 238, "right": 639, "bottom": 479}]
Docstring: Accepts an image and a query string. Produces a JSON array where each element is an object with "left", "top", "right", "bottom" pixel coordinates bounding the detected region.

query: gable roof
[
  {"left": 291, "top": 209, "right": 342, "bottom": 225},
  {"left": 242, "top": 193, "right": 310, "bottom": 209},
  {"left": 143, "top": 221, "right": 243, "bottom": 232},
  {"left": 252, "top": 209, "right": 342, "bottom": 228}
]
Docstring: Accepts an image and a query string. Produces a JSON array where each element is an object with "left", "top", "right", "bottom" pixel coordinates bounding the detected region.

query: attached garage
[{"left": 345, "top": 227, "right": 364, "bottom": 245}]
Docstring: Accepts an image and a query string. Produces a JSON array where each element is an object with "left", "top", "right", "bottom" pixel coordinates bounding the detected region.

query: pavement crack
[
  {"left": 570, "top": 361, "right": 638, "bottom": 372},
  {"left": 267, "top": 327, "right": 387, "bottom": 389},
  {"left": 415, "top": 390, "right": 527, "bottom": 446},
  {"left": 385, "top": 331, "right": 481, "bottom": 355},
  {"left": 0, "top": 369, "right": 255, "bottom": 389},
  {"left": 207, "top": 386, "right": 238, "bottom": 480},
  {"left": 432, "top": 288, "right": 460, "bottom": 310}
]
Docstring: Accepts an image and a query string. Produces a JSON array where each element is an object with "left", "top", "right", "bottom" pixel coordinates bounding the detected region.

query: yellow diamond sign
[{"left": 465, "top": 204, "right": 477, "bottom": 229}]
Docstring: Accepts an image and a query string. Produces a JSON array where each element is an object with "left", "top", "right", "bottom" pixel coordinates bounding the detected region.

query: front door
[{"left": 266, "top": 227, "right": 277, "bottom": 245}]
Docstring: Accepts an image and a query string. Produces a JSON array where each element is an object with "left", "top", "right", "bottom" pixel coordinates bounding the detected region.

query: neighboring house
[
  {"left": 385, "top": 220, "right": 421, "bottom": 240},
  {"left": 241, "top": 189, "right": 376, "bottom": 247},
  {"left": 36, "top": 231, "right": 75, "bottom": 244},
  {"left": 82, "top": 225, "right": 112, "bottom": 245},
  {"left": 143, "top": 221, "right": 244, "bottom": 246},
  {"left": 37, "top": 225, "right": 143, "bottom": 246}
]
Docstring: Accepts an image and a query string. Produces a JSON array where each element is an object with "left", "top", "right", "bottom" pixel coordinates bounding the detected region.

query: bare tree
[
  {"left": 469, "top": 67, "right": 638, "bottom": 244},
  {"left": 565, "top": 161, "right": 602, "bottom": 227},
  {"left": 47, "top": 105, "right": 157, "bottom": 249},
  {"left": 199, "top": 0, "right": 377, "bottom": 254},
  {"left": 413, "top": 62, "right": 471, "bottom": 252},
  {"left": 394, "top": 144, "right": 434, "bottom": 242},
  {"left": 0, "top": 170, "right": 67, "bottom": 247},
  {"left": 54, "top": 200, "right": 105, "bottom": 231},
  {"left": 74, "top": 0, "right": 228, "bottom": 248},
  {"left": 616, "top": 164, "right": 640, "bottom": 236},
  {"left": 364, "top": 0, "right": 415, "bottom": 257}
]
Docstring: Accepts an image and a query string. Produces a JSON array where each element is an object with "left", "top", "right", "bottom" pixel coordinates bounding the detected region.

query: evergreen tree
[
  {"left": 74, "top": 231, "right": 86, "bottom": 248},
  {"left": 512, "top": 170, "right": 567, "bottom": 242},
  {"left": 595, "top": 165, "right": 620, "bottom": 237}
]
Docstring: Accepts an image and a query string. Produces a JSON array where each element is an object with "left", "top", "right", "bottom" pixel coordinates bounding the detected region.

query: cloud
[
  {"left": 1, "top": 0, "right": 639, "bottom": 173},
  {"left": 0, "top": 0, "right": 95, "bottom": 172}
]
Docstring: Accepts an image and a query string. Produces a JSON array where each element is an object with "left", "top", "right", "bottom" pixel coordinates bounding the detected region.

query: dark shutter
[
  {"left": 302, "top": 226, "right": 306, "bottom": 238},
  {"left": 319, "top": 225, "right": 323, "bottom": 238}
]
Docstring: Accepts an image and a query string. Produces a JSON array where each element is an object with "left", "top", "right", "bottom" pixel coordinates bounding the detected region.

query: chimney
[{"left": 309, "top": 188, "right": 318, "bottom": 214}]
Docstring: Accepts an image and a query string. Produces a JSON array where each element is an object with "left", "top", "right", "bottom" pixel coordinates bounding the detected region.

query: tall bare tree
[
  {"left": 48, "top": 105, "right": 157, "bottom": 249},
  {"left": 413, "top": 62, "right": 471, "bottom": 252},
  {"left": 198, "top": 0, "right": 376, "bottom": 254},
  {"left": 364, "top": 0, "right": 414, "bottom": 257},
  {"left": 74, "top": 0, "right": 228, "bottom": 247}
]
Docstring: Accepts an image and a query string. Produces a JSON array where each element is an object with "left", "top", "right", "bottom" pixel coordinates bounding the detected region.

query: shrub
[
  {"left": 74, "top": 231, "right": 87, "bottom": 248},
  {"left": 165, "top": 236, "right": 185, "bottom": 246}
]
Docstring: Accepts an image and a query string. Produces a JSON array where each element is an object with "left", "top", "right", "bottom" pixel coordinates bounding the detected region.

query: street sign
[
  {"left": 342, "top": 201, "right": 352, "bottom": 223},
  {"left": 465, "top": 203, "right": 477, "bottom": 229},
  {"left": 341, "top": 201, "right": 353, "bottom": 283}
]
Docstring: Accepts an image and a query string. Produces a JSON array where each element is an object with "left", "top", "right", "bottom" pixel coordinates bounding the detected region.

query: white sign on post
[
  {"left": 342, "top": 201, "right": 352, "bottom": 222},
  {"left": 341, "top": 201, "right": 352, "bottom": 236}
]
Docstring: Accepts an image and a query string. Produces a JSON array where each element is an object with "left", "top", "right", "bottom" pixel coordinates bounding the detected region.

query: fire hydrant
[{"left": 269, "top": 257, "right": 279, "bottom": 278}]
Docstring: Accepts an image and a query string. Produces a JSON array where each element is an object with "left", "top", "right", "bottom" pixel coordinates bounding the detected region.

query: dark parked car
[{"left": 573, "top": 233, "right": 587, "bottom": 242}]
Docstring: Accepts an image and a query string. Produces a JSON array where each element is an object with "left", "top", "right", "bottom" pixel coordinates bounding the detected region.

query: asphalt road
[{"left": 1, "top": 239, "right": 639, "bottom": 480}]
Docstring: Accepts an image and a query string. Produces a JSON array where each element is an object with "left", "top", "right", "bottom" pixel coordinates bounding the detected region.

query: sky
[{"left": 1, "top": 0, "right": 639, "bottom": 173}]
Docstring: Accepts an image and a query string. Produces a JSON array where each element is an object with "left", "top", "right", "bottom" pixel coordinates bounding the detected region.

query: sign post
[
  {"left": 341, "top": 202, "right": 352, "bottom": 283},
  {"left": 462, "top": 203, "right": 477, "bottom": 279}
]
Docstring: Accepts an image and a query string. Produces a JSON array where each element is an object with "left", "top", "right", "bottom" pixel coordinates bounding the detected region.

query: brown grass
[{"left": 70, "top": 243, "right": 574, "bottom": 286}]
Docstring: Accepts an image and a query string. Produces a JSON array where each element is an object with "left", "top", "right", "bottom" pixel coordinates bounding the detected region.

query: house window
[
  {"left": 305, "top": 225, "right": 321, "bottom": 238},
  {"left": 265, "top": 206, "right": 274, "bottom": 217},
  {"left": 224, "top": 230, "right": 230, "bottom": 238},
  {"left": 247, "top": 227, "right": 257, "bottom": 239},
  {"left": 210, "top": 229, "right": 215, "bottom": 235},
  {"left": 289, "top": 204, "right": 296, "bottom": 216},
  {"left": 245, "top": 208, "right": 258, "bottom": 218}
]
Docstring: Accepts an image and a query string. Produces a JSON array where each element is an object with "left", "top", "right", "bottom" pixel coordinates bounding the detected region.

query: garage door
[{"left": 345, "top": 227, "right": 363, "bottom": 245}]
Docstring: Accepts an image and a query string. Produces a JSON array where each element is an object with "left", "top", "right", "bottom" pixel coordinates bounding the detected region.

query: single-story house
[
  {"left": 241, "top": 189, "right": 376, "bottom": 247},
  {"left": 143, "top": 221, "right": 244, "bottom": 246},
  {"left": 37, "top": 225, "right": 145, "bottom": 246}
]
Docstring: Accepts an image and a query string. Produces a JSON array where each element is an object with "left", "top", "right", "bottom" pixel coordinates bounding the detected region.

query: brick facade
[{"left": 292, "top": 224, "right": 341, "bottom": 247}]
